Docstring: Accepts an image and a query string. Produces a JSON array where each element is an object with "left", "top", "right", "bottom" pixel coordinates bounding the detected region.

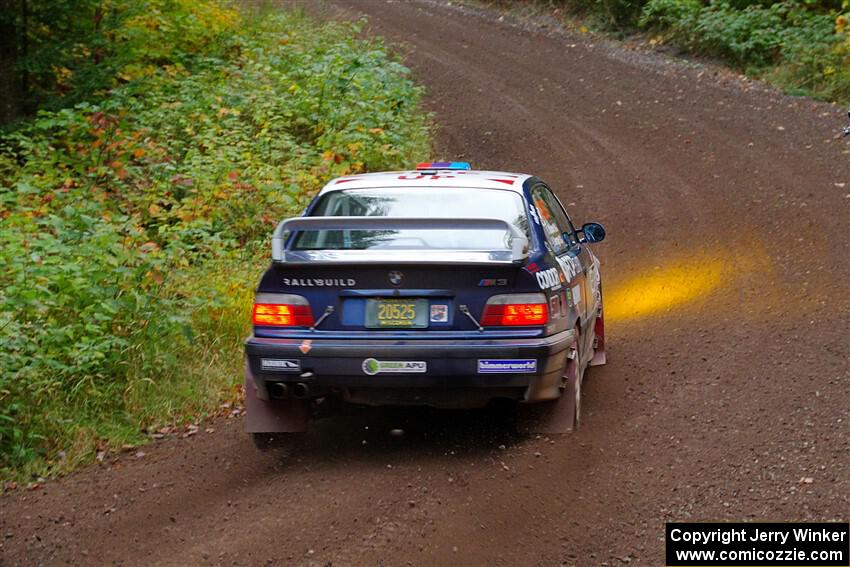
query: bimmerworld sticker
[
  {"left": 478, "top": 359, "right": 537, "bottom": 374},
  {"left": 261, "top": 358, "right": 301, "bottom": 372},
  {"left": 362, "top": 358, "right": 427, "bottom": 376}
]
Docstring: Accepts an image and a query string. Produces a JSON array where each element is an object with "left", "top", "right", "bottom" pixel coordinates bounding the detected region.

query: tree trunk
[{"left": 0, "top": 0, "right": 22, "bottom": 125}]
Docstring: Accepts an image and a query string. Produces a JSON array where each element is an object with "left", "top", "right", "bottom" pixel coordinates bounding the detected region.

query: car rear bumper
[{"left": 245, "top": 329, "right": 574, "bottom": 406}]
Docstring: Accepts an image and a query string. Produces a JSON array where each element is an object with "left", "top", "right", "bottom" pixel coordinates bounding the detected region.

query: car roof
[{"left": 317, "top": 170, "right": 534, "bottom": 196}]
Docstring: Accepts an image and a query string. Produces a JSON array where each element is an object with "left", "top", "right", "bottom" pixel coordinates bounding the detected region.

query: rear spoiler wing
[{"left": 271, "top": 216, "right": 529, "bottom": 264}]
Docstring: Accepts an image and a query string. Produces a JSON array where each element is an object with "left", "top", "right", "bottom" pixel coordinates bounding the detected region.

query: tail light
[
  {"left": 481, "top": 293, "right": 548, "bottom": 326},
  {"left": 252, "top": 293, "right": 314, "bottom": 327}
]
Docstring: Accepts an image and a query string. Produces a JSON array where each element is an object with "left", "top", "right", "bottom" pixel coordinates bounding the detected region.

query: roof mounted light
[{"left": 415, "top": 161, "right": 471, "bottom": 170}]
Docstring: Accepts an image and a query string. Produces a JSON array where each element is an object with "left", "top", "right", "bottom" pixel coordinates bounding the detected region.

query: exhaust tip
[
  {"left": 268, "top": 382, "right": 289, "bottom": 399},
  {"left": 291, "top": 382, "right": 310, "bottom": 399}
]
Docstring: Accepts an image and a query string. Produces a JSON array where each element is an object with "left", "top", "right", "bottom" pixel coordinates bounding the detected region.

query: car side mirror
[{"left": 579, "top": 222, "right": 605, "bottom": 244}]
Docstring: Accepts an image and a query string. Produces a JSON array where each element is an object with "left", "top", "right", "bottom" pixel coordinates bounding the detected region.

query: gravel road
[{"left": 2, "top": 1, "right": 848, "bottom": 565}]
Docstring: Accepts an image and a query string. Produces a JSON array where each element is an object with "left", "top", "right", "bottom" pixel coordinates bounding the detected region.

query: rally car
[{"left": 244, "top": 162, "right": 606, "bottom": 450}]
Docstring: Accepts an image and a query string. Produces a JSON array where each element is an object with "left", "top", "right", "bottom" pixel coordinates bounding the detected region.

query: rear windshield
[{"left": 293, "top": 187, "right": 528, "bottom": 251}]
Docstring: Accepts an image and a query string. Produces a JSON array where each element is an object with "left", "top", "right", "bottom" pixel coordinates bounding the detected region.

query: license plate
[{"left": 365, "top": 298, "right": 428, "bottom": 329}]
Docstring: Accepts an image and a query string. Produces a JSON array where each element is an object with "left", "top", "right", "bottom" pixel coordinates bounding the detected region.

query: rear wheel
[{"left": 251, "top": 432, "right": 306, "bottom": 454}]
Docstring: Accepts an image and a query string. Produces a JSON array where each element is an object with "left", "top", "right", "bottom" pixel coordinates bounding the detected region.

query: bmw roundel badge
[{"left": 388, "top": 270, "right": 404, "bottom": 286}]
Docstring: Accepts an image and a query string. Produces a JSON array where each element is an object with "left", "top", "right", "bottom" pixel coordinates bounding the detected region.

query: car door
[
  {"left": 529, "top": 184, "right": 588, "bottom": 326},
  {"left": 549, "top": 190, "right": 602, "bottom": 323}
]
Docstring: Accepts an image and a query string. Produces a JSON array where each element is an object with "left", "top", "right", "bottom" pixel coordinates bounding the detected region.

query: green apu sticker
[{"left": 362, "top": 358, "right": 427, "bottom": 375}]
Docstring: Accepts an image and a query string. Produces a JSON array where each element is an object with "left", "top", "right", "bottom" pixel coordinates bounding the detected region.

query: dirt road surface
[{"left": 2, "top": 1, "right": 848, "bottom": 565}]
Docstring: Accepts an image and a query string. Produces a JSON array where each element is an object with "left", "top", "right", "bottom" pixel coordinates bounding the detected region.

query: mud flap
[
  {"left": 517, "top": 347, "right": 580, "bottom": 434},
  {"left": 244, "top": 368, "right": 308, "bottom": 433}
]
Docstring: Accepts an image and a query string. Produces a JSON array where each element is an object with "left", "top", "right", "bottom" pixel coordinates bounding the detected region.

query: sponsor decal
[
  {"left": 362, "top": 358, "right": 427, "bottom": 376},
  {"left": 299, "top": 340, "right": 313, "bottom": 354},
  {"left": 556, "top": 255, "right": 583, "bottom": 282},
  {"left": 478, "top": 278, "right": 508, "bottom": 287},
  {"left": 282, "top": 277, "right": 356, "bottom": 287},
  {"left": 260, "top": 358, "right": 301, "bottom": 372},
  {"left": 430, "top": 304, "right": 449, "bottom": 323},
  {"left": 571, "top": 284, "right": 582, "bottom": 305},
  {"left": 528, "top": 204, "right": 541, "bottom": 225},
  {"left": 477, "top": 359, "right": 538, "bottom": 374},
  {"left": 536, "top": 267, "right": 562, "bottom": 290}
]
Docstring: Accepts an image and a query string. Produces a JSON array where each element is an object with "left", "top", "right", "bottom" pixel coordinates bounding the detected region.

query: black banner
[{"left": 666, "top": 522, "right": 849, "bottom": 566}]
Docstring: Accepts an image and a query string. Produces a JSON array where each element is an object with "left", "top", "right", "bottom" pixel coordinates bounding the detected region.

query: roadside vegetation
[
  {"left": 499, "top": 0, "right": 850, "bottom": 102},
  {"left": 0, "top": 1, "right": 430, "bottom": 482}
]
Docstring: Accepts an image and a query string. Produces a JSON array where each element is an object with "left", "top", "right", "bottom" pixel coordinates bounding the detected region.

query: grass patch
[
  {"left": 486, "top": 0, "right": 850, "bottom": 103},
  {"left": 0, "top": 2, "right": 430, "bottom": 482},
  {"left": 640, "top": 0, "right": 850, "bottom": 102}
]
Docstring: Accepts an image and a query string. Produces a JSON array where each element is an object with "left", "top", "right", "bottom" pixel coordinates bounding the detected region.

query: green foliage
[
  {"left": 638, "top": 0, "right": 703, "bottom": 43},
  {"left": 567, "top": 0, "right": 647, "bottom": 28},
  {"left": 514, "top": 0, "right": 849, "bottom": 102},
  {"left": 0, "top": 3, "right": 430, "bottom": 479},
  {"left": 768, "top": 6, "right": 850, "bottom": 100},
  {"left": 7, "top": 0, "right": 239, "bottom": 113},
  {"left": 639, "top": 0, "right": 850, "bottom": 101}
]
